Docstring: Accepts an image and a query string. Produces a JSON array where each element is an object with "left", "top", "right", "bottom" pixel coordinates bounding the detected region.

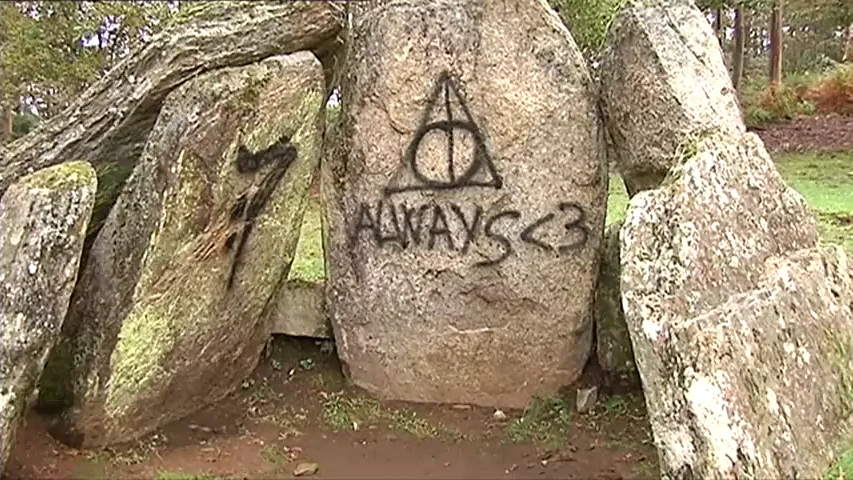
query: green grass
[
  {"left": 505, "top": 396, "right": 573, "bottom": 449},
  {"left": 320, "top": 390, "right": 461, "bottom": 440},
  {"left": 287, "top": 196, "right": 325, "bottom": 283},
  {"left": 775, "top": 151, "right": 853, "bottom": 253},
  {"left": 603, "top": 394, "right": 630, "bottom": 416},
  {"left": 826, "top": 447, "right": 853, "bottom": 480},
  {"left": 607, "top": 175, "right": 629, "bottom": 226}
]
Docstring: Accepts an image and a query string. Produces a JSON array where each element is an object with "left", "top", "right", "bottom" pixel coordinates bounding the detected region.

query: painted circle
[{"left": 405, "top": 120, "right": 489, "bottom": 188}]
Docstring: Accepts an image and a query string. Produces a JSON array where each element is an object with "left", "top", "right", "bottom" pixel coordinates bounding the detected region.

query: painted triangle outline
[{"left": 384, "top": 71, "right": 503, "bottom": 196}]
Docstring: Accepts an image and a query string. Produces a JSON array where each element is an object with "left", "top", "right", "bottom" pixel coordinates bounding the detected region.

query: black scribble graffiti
[
  {"left": 347, "top": 72, "right": 593, "bottom": 268},
  {"left": 427, "top": 205, "right": 454, "bottom": 251},
  {"left": 348, "top": 200, "right": 591, "bottom": 267},
  {"left": 225, "top": 137, "right": 298, "bottom": 289},
  {"left": 556, "top": 201, "right": 589, "bottom": 254},
  {"left": 375, "top": 200, "right": 407, "bottom": 248},
  {"left": 401, "top": 203, "right": 430, "bottom": 247},
  {"left": 449, "top": 203, "right": 482, "bottom": 254},
  {"left": 520, "top": 213, "right": 555, "bottom": 252},
  {"left": 384, "top": 71, "right": 503, "bottom": 195},
  {"left": 474, "top": 210, "right": 520, "bottom": 267}
]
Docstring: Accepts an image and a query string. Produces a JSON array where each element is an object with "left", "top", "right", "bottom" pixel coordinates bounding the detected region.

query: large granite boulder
[
  {"left": 620, "top": 131, "right": 823, "bottom": 478},
  {"left": 324, "top": 0, "right": 607, "bottom": 408},
  {"left": 631, "top": 245, "right": 853, "bottom": 478},
  {"left": 0, "top": 162, "right": 96, "bottom": 474},
  {"left": 599, "top": 0, "right": 744, "bottom": 197},
  {"left": 595, "top": 221, "right": 637, "bottom": 380},
  {"left": 38, "top": 52, "right": 325, "bottom": 447}
]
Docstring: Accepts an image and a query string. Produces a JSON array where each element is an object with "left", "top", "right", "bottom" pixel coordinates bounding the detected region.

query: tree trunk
[
  {"left": 732, "top": 7, "right": 746, "bottom": 90},
  {"left": 742, "top": 9, "right": 752, "bottom": 79},
  {"left": 0, "top": 1, "right": 343, "bottom": 232},
  {"left": 769, "top": 0, "right": 784, "bottom": 87},
  {"left": 0, "top": 106, "right": 12, "bottom": 144},
  {"left": 714, "top": 8, "right": 725, "bottom": 48},
  {"left": 843, "top": 22, "right": 853, "bottom": 63}
]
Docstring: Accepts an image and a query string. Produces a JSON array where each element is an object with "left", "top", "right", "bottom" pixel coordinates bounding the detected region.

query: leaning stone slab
[
  {"left": 635, "top": 246, "right": 853, "bottom": 478},
  {"left": 1, "top": 2, "right": 343, "bottom": 231},
  {"left": 38, "top": 52, "right": 324, "bottom": 447},
  {"left": 324, "top": 0, "right": 607, "bottom": 408},
  {"left": 269, "top": 281, "right": 331, "bottom": 338},
  {"left": 595, "top": 221, "right": 637, "bottom": 380},
  {"left": 620, "top": 132, "right": 822, "bottom": 478},
  {"left": 0, "top": 162, "right": 96, "bottom": 473},
  {"left": 599, "top": 0, "right": 744, "bottom": 197}
]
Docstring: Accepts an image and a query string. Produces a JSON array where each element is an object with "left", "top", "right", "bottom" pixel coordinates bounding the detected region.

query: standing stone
[
  {"left": 595, "top": 221, "right": 637, "bottom": 380},
  {"left": 0, "top": 162, "right": 96, "bottom": 473},
  {"left": 268, "top": 281, "right": 331, "bottom": 338},
  {"left": 599, "top": 0, "right": 744, "bottom": 197},
  {"left": 631, "top": 245, "right": 853, "bottom": 478},
  {"left": 620, "top": 132, "right": 821, "bottom": 478},
  {"left": 38, "top": 52, "right": 325, "bottom": 447},
  {"left": 324, "top": 0, "right": 606, "bottom": 408}
]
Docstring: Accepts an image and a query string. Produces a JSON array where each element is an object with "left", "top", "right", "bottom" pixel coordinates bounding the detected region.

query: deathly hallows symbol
[{"left": 383, "top": 71, "right": 503, "bottom": 196}]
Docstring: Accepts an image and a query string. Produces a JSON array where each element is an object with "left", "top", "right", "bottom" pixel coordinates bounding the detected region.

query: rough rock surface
[
  {"left": 38, "top": 52, "right": 325, "bottom": 447},
  {"left": 1, "top": 1, "right": 343, "bottom": 230},
  {"left": 595, "top": 221, "right": 636, "bottom": 379},
  {"left": 632, "top": 246, "right": 853, "bottom": 479},
  {"left": 599, "top": 0, "right": 744, "bottom": 197},
  {"left": 0, "top": 162, "right": 96, "bottom": 473},
  {"left": 269, "top": 281, "right": 331, "bottom": 338},
  {"left": 620, "top": 132, "right": 824, "bottom": 478},
  {"left": 324, "top": 0, "right": 607, "bottom": 408}
]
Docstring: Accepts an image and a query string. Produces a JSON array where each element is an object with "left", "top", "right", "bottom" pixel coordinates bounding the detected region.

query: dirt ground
[
  {"left": 4, "top": 337, "right": 655, "bottom": 480},
  {"left": 750, "top": 113, "right": 853, "bottom": 153}
]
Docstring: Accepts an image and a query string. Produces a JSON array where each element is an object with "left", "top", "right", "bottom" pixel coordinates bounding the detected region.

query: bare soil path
[
  {"left": 751, "top": 114, "right": 853, "bottom": 153},
  {"left": 4, "top": 337, "right": 655, "bottom": 480}
]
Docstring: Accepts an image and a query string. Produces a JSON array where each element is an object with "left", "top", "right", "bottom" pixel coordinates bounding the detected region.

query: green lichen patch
[
  {"left": 20, "top": 161, "right": 97, "bottom": 191},
  {"left": 104, "top": 300, "right": 177, "bottom": 419},
  {"left": 827, "top": 329, "right": 853, "bottom": 416}
]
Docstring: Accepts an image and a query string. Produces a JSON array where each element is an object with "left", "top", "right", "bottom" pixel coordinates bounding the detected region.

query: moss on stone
[
  {"left": 103, "top": 299, "right": 176, "bottom": 419},
  {"left": 20, "top": 161, "right": 97, "bottom": 191},
  {"left": 827, "top": 330, "right": 853, "bottom": 417}
]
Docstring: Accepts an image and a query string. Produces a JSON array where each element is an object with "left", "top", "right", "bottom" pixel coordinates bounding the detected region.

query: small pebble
[
  {"left": 293, "top": 462, "right": 319, "bottom": 477},
  {"left": 493, "top": 409, "right": 507, "bottom": 421},
  {"left": 576, "top": 386, "right": 598, "bottom": 414}
]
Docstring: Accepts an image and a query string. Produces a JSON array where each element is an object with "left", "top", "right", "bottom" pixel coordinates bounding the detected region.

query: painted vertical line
[{"left": 444, "top": 78, "right": 455, "bottom": 182}]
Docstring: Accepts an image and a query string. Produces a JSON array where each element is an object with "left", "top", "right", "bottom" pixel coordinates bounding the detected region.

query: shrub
[
  {"left": 804, "top": 64, "right": 853, "bottom": 115},
  {"left": 742, "top": 81, "right": 816, "bottom": 127}
]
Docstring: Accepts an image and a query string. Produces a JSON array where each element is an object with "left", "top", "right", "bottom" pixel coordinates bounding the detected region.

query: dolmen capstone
[
  {"left": 37, "top": 52, "right": 325, "bottom": 447},
  {"left": 0, "top": 162, "right": 96, "bottom": 474},
  {"left": 324, "top": 0, "right": 607, "bottom": 408}
]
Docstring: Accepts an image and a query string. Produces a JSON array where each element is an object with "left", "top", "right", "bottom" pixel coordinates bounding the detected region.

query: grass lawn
[
  {"left": 287, "top": 198, "right": 325, "bottom": 283},
  {"left": 287, "top": 150, "right": 852, "bottom": 283}
]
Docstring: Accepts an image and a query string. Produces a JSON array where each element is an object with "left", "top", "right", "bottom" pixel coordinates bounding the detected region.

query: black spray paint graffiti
[
  {"left": 383, "top": 71, "right": 502, "bottom": 195},
  {"left": 224, "top": 137, "right": 298, "bottom": 289},
  {"left": 350, "top": 71, "right": 590, "bottom": 266},
  {"left": 352, "top": 200, "right": 589, "bottom": 267}
]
